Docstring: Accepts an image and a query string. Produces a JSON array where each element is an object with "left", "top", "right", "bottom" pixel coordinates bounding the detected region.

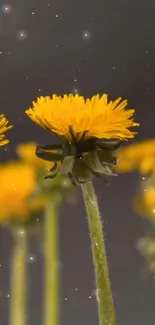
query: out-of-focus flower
[
  {"left": 16, "top": 141, "right": 74, "bottom": 203},
  {"left": 137, "top": 236, "right": 155, "bottom": 277},
  {"left": 0, "top": 114, "right": 13, "bottom": 146},
  {"left": 25, "top": 94, "right": 139, "bottom": 185},
  {"left": 0, "top": 162, "right": 47, "bottom": 223},
  {"left": 116, "top": 139, "right": 155, "bottom": 174},
  {"left": 134, "top": 182, "right": 155, "bottom": 220}
]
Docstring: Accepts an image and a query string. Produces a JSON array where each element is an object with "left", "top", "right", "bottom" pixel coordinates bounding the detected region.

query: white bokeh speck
[
  {"left": 17, "top": 30, "right": 28, "bottom": 41},
  {"left": 1, "top": 4, "right": 12, "bottom": 14}
]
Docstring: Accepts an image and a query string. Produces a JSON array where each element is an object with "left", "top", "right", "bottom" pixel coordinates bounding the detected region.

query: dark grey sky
[{"left": 0, "top": 0, "right": 155, "bottom": 324}]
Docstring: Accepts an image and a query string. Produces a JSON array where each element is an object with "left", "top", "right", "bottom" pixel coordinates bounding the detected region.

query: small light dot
[
  {"left": 1, "top": 4, "right": 12, "bottom": 14},
  {"left": 75, "top": 288, "right": 78, "bottom": 291},
  {"left": 82, "top": 30, "right": 91, "bottom": 40},
  {"left": 32, "top": 12, "right": 35, "bottom": 15},
  {"left": 72, "top": 88, "right": 79, "bottom": 94},
  {"left": 17, "top": 30, "right": 27, "bottom": 41},
  {"left": 153, "top": 210, "right": 155, "bottom": 213},
  {"left": 7, "top": 294, "right": 10, "bottom": 298},
  {"left": 56, "top": 14, "right": 59, "bottom": 18},
  {"left": 89, "top": 295, "right": 92, "bottom": 299},
  {"left": 142, "top": 177, "right": 145, "bottom": 180},
  {"left": 18, "top": 229, "right": 25, "bottom": 237},
  {"left": 39, "top": 88, "right": 41, "bottom": 92},
  {"left": 28, "top": 255, "right": 36, "bottom": 262},
  {"left": 65, "top": 297, "right": 67, "bottom": 301},
  {"left": 144, "top": 189, "right": 146, "bottom": 191}
]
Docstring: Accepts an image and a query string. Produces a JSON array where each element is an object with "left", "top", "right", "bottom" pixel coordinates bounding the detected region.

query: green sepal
[
  {"left": 90, "top": 170, "right": 110, "bottom": 185},
  {"left": 99, "top": 163, "right": 118, "bottom": 176},
  {"left": 83, "top": 151, "right": 108, "bottom": 174},
  {"left": 37, "top": 143, "right": 62, "bottom": 150},
  {"left": 97, "top": 149, "right": 117, "bottom": 165},
  {"left": 61, "top": 141, "right": 77, "bottom": 157},
  {"left": 36, "top": 145, "right": 63, "bottom": 161},
  {"left": 44, "top": 174, "right": 57, "bottom": 180},
  {"left": 72, "top": 159, "right": 92, "bottom": 184},
  {"left": 78, "top": 137, "right": 97, "bottom": 153},
  {"left": 59, "top": 156, "right": 74, "bottom": 174},
  {"left": 97, "top": 139, "right": 122, "bottom": 151},
  {"left": 48, "top": 162, "right": 58, "bottom": 172}
]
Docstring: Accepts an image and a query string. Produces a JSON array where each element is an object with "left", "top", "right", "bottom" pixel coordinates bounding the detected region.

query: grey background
[{"left": 0, "top": 0, "right": 155, "bottom": 324}]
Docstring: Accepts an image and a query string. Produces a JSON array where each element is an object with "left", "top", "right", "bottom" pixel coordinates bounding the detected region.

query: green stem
[
  {"left": 10, "top": 228, "right": 27, "bottom": 325},
  {"left": 44, "top": 202, "right": 59, "bottom": 325},
  {"left": 81, "top": 181, "right": 116, "bottom": 325}
]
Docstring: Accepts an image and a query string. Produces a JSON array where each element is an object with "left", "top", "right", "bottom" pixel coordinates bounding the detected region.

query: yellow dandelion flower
[
  {"left": 25, "top": 94, "right": 139, "bottom": 184},
  {"left": 0, "top": 114, "right": 13, "bottom": 146},
  {"left": 134, "top": 185, "right": 155, "bottom": 220},
  {"left": 26, "top": 94, "right": 138, "bottom": 141},
  {"left": 16, "top": 142, "right": 55, "bottom": 170},
  {"left": 116, "top": 139, "right": 155, "bottom": 174},
  {"left": 0, "top": 162, "right": 46, "bottom": 222}
]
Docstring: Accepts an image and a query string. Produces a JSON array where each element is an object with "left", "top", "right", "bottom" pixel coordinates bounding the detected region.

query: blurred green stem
[
  {"left": 10, "top": 228, "right": 27, "bottom": 325},
  {"left": 81, "top": 181, "right": 116, "bottom": 325},
  {"left": 44, "top": 202, "right": 59, "bottom": 325}
]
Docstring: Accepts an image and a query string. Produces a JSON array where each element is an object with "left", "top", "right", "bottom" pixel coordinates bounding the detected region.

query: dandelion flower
[
  {"left": 25, "top": 94, "right": 139, "bottom": 184},
  {"left": 0, "top": 162, "right": 47, "bottom": 223},
  {"left": 134, "top": 184, "right": 155, "bottom": 220},
  {"left": 0, "top": 114, "right": 13, "bottom": 146},
  {"left": 116, "top": 139, "right": 155, "bottom": 174}
]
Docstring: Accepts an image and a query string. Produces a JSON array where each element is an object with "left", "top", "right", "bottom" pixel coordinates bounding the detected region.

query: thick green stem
[
  {"left": 44, "top": 202, "right": 59, "bottom": 325},
  {"left": 81, "top": 181, "right": 116, "bottom": 325},
  {"left": 10, "top": 228, "right": 27, "bottom": 325}
]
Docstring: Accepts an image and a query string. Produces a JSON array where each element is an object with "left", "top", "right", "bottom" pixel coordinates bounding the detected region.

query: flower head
[
  {"left": 0, "top": 114, "right": 13, "bottom": 146},
  {"left": 0, "top": 162, "right": 47, "bottom": 223},
  {"left": 137, "top": 236, "right": 155, "bottom": 276},
  {"left": 134, "top": 184, "right": 155, "bottom": 220},
  {"left": 116, "top": 139, "right": 155, "bottom": 174},
  {"left": 26, "top": 94, "right": 138, "bottom": 141},
  {"left": 25, "top": 94, "right": 139, "bottom": 185}
]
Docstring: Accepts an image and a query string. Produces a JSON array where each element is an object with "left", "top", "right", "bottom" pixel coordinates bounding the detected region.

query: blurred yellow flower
[
  {"left": 134, "top": 185, "right": 155, "bottom": 220},
  {"left": 0, "top": 114, "right": 13, "bottom": 146},
  {"left": 16, "top": 142, "right": 54, "bottom": 170},
  {"left": 0, "top": 162, "right": 47, "bottom": 222},
  {"left": 25, "top": 94, "right": 139, "bottom": 141},
  {"left": 116, "top": 139, "right": 155, "bottom": 174}
]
